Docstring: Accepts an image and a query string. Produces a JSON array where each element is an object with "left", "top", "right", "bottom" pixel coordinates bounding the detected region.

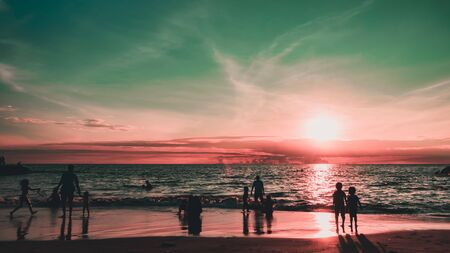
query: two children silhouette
[{"left": 333, "top": 182, "right": 362, "bottom": 233}]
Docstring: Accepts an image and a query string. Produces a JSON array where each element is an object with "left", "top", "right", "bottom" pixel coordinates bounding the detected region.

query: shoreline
[
  {"left": 1, "top": 207, "right": 449, "bottom": 241},
  {"left": 1, "top": 230, "right": 449, "bottom": 253}
]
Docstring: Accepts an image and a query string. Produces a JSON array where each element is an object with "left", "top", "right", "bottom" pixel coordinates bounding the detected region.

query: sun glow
[{"left": 303, "top": 116, "right": 340, "bottom": 141}]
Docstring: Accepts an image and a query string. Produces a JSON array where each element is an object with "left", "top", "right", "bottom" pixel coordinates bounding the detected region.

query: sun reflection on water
[{"left": 308, "top": 164, "right": 333, "bottom": 206}]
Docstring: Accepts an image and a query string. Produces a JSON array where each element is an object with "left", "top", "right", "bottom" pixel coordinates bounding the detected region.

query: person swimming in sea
[
  {"left": 143, "top": 180, "right": 153, "bottom": 190},
  {"left": 348, "top": 186, "right": 362, "bottom": 233},
  {"left": 10, "top": 179, "right": 40, "bottom": 217},
  {"left": 332, "top": 182, "right": 347, "bottom": 233}
]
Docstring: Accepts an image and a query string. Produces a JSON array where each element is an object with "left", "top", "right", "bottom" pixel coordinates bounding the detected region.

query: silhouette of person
[
  {"left": 143, "top": 180, "right": 153, "bottom": 190},
  {"left": 348, "top": 186, "right": 362, "bottom": 233},
  {"left": 242, "top": 186, "right": 250, "bottom": 213},
  {"left": 0, "top": 155, "right": 5, "bottom": 166},
  {"left": 253, "top": 211, "right": 265, "bottom": 235},
  {"left": 333, "top": 182, "right": 347, "bottom": 233},
  {"left": 187, "top": 196, "right": 202, "bottom": 235},
  {"left": 82, "top": 191, "right": 90, "bottom": 217},
  {"left": 263, "top": 194, "right": 274, "bottom": 217},
  {"left": 178, "top": 199, "right": 188, "bottom": 215},
  {"left": 15, "top": 216, "right": 34, "bottom": 240},
  {"left": 266, "top": 214, "right": 273, "bottom": 234},
  {"left": 242, "top": 213, "right": 249, "bottom": 235},
  {"left": 82, "top": 216, "right": 89, "bottom": 239},
  {"left": 56, "top": 165, "right": 81, "bottom": 218},
  {"left": 47, "top": 187, "right": 61, "bottom": 209},
  {"left": 59, "top": 215, "right": 73, "bottom": 240},
  {"left": 251, "top": 176, "right": 265, "bottom": 203},
  {"left": 178, "top": 211, "right": 188, "bottom": 231},
  {"left": 10, "top": 179, "right": 40, "bottom": 217}
]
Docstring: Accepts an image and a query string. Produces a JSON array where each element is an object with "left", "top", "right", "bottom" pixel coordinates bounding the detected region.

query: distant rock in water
[{"left": 0, "top": 164, "right": 31, "bottom": 176}]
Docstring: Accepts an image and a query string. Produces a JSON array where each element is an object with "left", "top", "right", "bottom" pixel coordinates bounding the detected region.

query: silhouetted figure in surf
[
  {"left": 348, "top": 186, "right": 362, "bottom": 233},
  {"left": 333, "top": 182, "right": 347, "bottom": 233},
  {"left": 178, "top": 199, "right": 188, "bottom": 214},
  {"left": 47, "top": 187, "right": 61, "bottom": 209},
  {"left": 82, "top": 191, "right": 90, "bottom": 217},
  {"left": 254, "top": 211, "right": 265, "bottom": 235},
  {"left": 10, "top": 179, "right": 39, "bottom": 217},
  {"left": 187, "top": 196, "right": 202, "bottom": 235},
  {"left": 82, "top": 216, "right": 89, "bottom": 239},
  {"left": 263, "top": 194, "right": 274, "bottom": 217},
  {"left": 266, "top": 214, "right": 273, "bottom": 234},
  {"left": 143, "top": 180, "right": 153, "bottom": 190},
  {"left": 242, "top": 186, "right": 250, "bottom": 213},
  {"left": 0, "top": 155, "right": 5, "bottom": 166},
  {"left": 251, "top": 176, "right": 265, "bottom": 203},
  {"left": 59, "top": 215, "right": 73, "bottom": 240},
  {"left": 56, "top": 165, "right": 81, "bottom": 218},
  {"left": 242, "top": 212, "right": 249, "bottom": 235}
]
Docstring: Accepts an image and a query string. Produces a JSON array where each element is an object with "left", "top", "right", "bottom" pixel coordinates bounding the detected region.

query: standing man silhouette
[
  {"left": 251, "top": 176, "right": 265, "bottom": 203},
  {"left": 56, "top": 165, "right": 81, "bottom": 218}
]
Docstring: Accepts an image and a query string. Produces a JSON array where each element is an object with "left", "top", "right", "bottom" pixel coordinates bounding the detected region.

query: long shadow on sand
[{"left": 338, "top": 234, "right": 392, "bottom": 253}]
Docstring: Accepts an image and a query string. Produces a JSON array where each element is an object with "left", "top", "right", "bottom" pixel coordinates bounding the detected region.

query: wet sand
[
  {"left": 1, "top": 230, "right": 449, "bottom": 253},
  {"left": 0, "top": 207, "right": 449, "bottom": 252}
]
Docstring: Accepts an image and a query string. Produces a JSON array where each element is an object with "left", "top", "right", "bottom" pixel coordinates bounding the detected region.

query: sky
[{"left": 0, "top": 0, "right": 449, "bottom": 164}]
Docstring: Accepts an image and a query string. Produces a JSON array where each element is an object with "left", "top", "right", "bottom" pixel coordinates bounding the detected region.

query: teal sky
[{"left": 0, "top": 0, "right": 450, "bottom": 163}]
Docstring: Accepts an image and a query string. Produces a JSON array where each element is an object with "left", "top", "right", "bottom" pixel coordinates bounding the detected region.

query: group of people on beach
[
  {"left": 242, "top": 176, "right": 274, "bottom": 217},
  {"left": 10, "top": 165, "right": 90, "bottom": 218},
  {"left": 9, "top": 165, "right": 362, "bottom": 235}
]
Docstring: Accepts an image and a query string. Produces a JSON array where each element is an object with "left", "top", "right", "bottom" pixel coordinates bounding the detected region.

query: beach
[
  {"left": 1, "top": 230, "right": 449, "bottom": 253},
  {"left": 1, "top": 207, "right": 449, "bottom": 252}
]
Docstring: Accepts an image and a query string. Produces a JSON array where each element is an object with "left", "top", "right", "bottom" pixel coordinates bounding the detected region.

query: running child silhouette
[
  {"left": 332, "top": 182, "right": 347, "bottom": 233},
  {"left": 348, "top": 186, "right": 362, "bottom": 233},
  {"left": 10, "top": 179, "right": 40, "bottom": 217}
]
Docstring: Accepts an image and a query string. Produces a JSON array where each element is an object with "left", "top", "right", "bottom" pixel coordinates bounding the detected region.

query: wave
[{"left": 1, "top": 195, "right": 448, "bottom": 214}]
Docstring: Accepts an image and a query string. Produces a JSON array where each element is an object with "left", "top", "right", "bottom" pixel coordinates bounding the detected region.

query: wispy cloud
[
  {"left": 0, "top": 64, "right": 25, "bottom": 92},
  {"left": 4, "top": 116, "right": 131, "bottom": 131},
  {"left": 0, "top": 105, "right": 16, "bottom": 112}
]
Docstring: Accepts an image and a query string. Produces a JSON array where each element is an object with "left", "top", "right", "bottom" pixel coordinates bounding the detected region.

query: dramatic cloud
[{"left": 2, "top": 136, "right": 449, "bottom": 164}]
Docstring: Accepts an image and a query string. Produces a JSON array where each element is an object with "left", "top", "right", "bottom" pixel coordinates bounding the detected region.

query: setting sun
[{"left": 303, "top": 116, "right": 340, "bottom": 141}]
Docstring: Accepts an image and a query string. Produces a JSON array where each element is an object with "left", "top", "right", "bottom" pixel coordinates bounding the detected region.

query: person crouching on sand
[
  {"left": 348, "top": 186, "right": 362, "bottom": 233},
  {"left": 332, "top": 182, "right": 347, "bottom": 233},
  {"left": 10, "top": 179, "right": 40, "bottom": 217}
]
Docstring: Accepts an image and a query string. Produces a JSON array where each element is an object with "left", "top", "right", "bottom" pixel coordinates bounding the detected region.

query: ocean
[{"left": 0, "top": 164, "right": 448, "bottom": 214}]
